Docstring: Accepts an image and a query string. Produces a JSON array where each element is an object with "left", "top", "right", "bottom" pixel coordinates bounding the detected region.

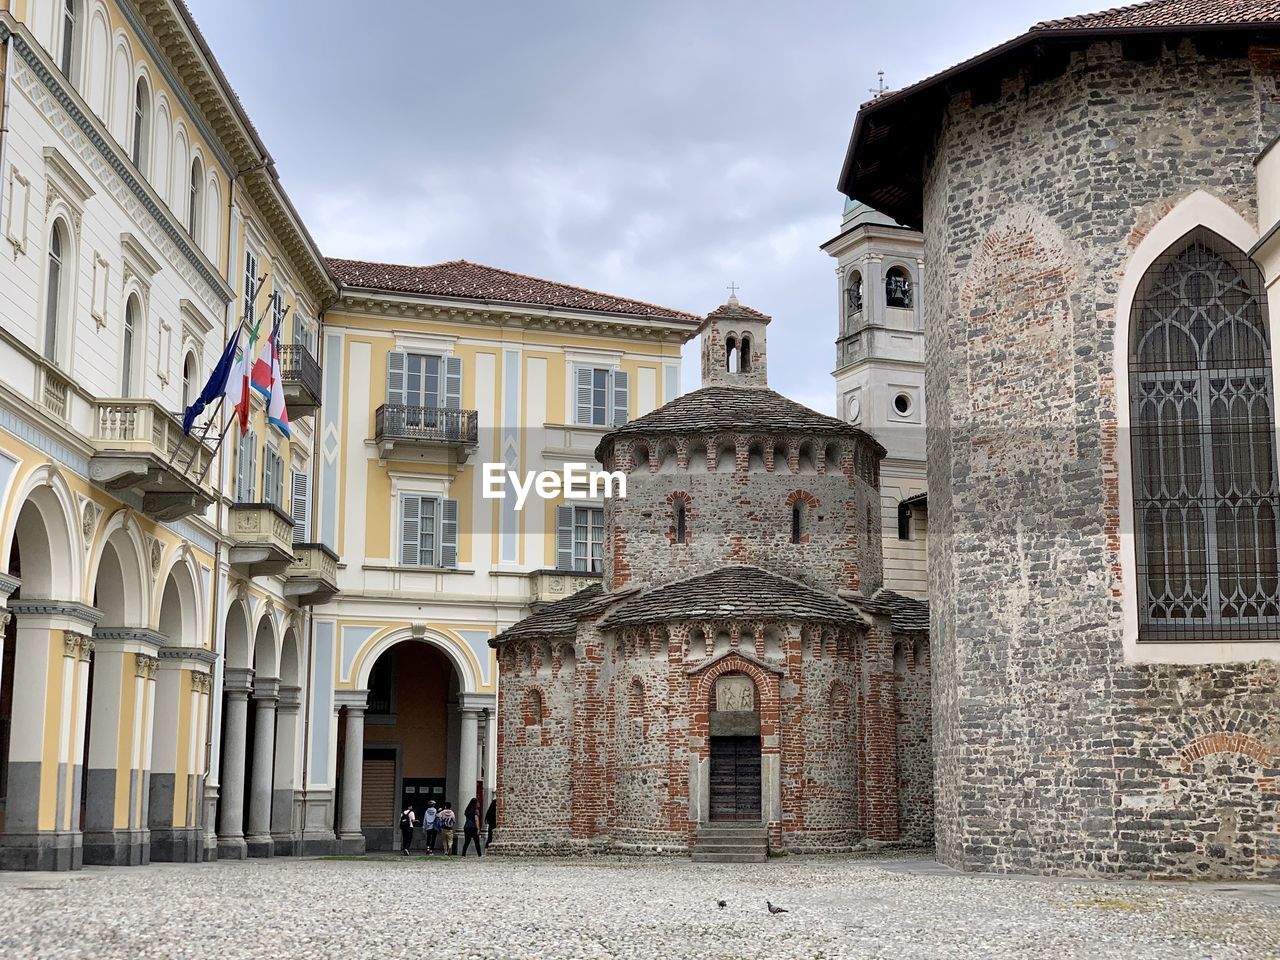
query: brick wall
[
  {"left": 603, "top": 432, "right": 883, "bottom": 595},
  {"left": 923, "top": 39, "right": 1280, "bottom": 878}
]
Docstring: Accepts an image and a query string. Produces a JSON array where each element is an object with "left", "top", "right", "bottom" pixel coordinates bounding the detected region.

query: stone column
[
  {"left": 336, "top": 692, "right": 367, "bottom": 854},
  {"left": 271, "top": 685, "right": 302, "bottom": 855},
  {"left": 216, "top": 667, "right": 253, "bottom": 860},
  {"left": 458, "top": 708, "right": 480, "bottom": 809},
  {"left": 245, "top": 677, "right": 279, "bottom": 857},
  {"left": 0, "top": 601, "right": 101, "bottom": 872}
]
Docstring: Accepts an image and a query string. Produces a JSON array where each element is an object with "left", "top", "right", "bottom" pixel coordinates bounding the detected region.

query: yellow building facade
[{"left": 0, "top": 0, "right": 695, "bottom": 867}]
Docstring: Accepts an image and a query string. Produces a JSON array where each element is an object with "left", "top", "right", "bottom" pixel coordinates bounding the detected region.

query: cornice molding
[
  {"left": 9, "top": 599, "right": 102, "bottom": 626},
  {"left": 157, "top": 646, "right": 218, "bottom": 665},
  {"left": 93, "top": 626, "right": 168, "bottom": 651},
  {"left": 334, "top": 295, "right": 695, "bottom": 344},
  {"left": 0, "top": 18, "right": 233, "bottom": 307}
]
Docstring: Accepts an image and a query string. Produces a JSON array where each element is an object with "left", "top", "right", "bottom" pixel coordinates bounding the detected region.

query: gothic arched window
[{"left": 1130, "top": 227, "right": 1280, "bottom": 638}]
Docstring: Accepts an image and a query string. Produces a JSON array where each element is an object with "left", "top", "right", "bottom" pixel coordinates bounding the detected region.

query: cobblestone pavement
[{"left": 0, "top": 853, "right": 1277, "bottom": 959}]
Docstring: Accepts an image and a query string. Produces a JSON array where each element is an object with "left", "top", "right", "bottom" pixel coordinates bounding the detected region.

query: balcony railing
[
  {"left": 88, "top": 399, "right": 215, "bottom": 521},
  {"left": 286, "top": 543, "right": 340, "bottom": 605},
  {"left": 374, "top": 404, "right": 478, "bottom": 461},
  {"left": 228, "top": 503, "right": 296, "bottom": 577},
  {"left": 278, "top": 343, "right": 322, "bottom": 418}
]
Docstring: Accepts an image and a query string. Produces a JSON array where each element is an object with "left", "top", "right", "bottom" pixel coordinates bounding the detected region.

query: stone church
[
  {"left": 491, "top": 297, "right": 930, "bottom": 858},
  {"left": 842, "top": 0, "right": 1280, "bottom": 879}
]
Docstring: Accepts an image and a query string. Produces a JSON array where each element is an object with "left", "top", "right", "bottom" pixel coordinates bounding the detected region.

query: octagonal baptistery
[{"left": 491, "top": 297, "right": 932, "bottom": 858}]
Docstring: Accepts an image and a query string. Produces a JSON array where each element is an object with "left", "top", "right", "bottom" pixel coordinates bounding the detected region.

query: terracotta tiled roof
[
  {"left": 1034, "top": 0, "right": 1280, "bottom": 30},
  {"left": 839, "top": 0, "right": 1280, "bottom": 226},
  {"left": 598, "top": 566, "right": 864, "bottom": 628},
  {"left": 705, "top": 298, "right": 772, "bottom": 322},
  {"left": 328, "top": 257, "right": 699, "bottom": 323},
  {"left": 595, "top": 386, "right": 885, "bottom": 462}
]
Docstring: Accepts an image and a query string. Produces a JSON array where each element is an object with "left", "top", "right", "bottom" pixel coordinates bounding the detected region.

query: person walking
[
  {"left": 423, "top": 801, "right": 438, "bottom": 855},
  {"left": 462, "top": 797, "right": 483, "bottom": 857},
  {"left": 485, "top": 798, "right": 497, "bottom": 848},
  {"left": 399, "top": 803, "right": 417, "bottom": 856},
  {"left": 438, "top": 801, "right": 456, "bottom": 855}
]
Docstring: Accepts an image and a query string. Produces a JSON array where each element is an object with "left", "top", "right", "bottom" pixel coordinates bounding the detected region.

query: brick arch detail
[
  {"left": 785, "top": 489, "right": 820, "bottom": 509},
  {"left": 686, "top": 653, "right": 784, "bottom": 843},
  {"left": 1179, "top": 732, "right": 1274, "bottom": 772}
]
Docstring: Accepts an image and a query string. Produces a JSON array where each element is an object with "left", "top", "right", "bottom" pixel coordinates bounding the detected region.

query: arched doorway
[
  {"left": 83, "top": 523, "right": 151, "bottom": 866},
  {"left": 215, "top": 598, "right": 252, "bottom": 859},
  {"left": 342, "top": 640, "right": 458, "bottom": 851},
  {"left": 149, "top": 560, "right": 204, "bottom": 862},
  {"left": 0, "top": 482, "right": 88, "bottom": 870},
  {"left": 242, "top": 613, "right": 278, "bottom": 858},
  {"left": 708, "top": 673, "right": 761, "bottom": 821},
  {"left": 271, "top": 626, "right": 304, "bottom": 855}
]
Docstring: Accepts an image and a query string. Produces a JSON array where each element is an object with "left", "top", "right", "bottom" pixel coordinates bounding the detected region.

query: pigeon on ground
[
  {"left": 717, "top": 900, "right": 727, "bottom": 909},
  {"left": 766, "top": 901, "right": 788, "bottom": 914}
]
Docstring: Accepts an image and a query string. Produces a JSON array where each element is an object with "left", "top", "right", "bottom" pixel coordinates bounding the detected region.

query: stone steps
[{"left": 691, "top": 822, "right": 767, "bottom": 864}]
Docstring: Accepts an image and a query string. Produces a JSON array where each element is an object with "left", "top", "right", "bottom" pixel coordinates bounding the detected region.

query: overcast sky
[{"left": 187, "top": 0, "right": 1105, "bottom": 413}]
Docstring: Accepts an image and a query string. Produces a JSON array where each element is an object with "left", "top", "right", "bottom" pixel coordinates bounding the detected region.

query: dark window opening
[
  {"left": 675, "top": 499, "right": 687, "bottom": 544},
  {"left": 791, "top": 504, "right": 803, "bottom": 544},
  {"left": 886, "top": 267, "right": 913, "bottom": 308},
  {"left": 897, "top": 502, "right": 911, "bottom": 541},
  {"left": 367, "top": 651, "right": 394, "bottom": 716}
]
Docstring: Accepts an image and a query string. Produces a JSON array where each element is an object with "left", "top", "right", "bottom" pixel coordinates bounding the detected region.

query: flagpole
[
  {"left": 174, "top": 275, "right": 270, "bottom": 476},
  {"left": 195, "top": 405, "right": 239, "bottom": 487}
]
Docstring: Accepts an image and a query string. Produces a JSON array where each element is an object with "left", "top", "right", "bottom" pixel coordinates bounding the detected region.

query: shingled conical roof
[
  {"left": 597, "top": 566, "right": 866, "bottom": 629},
  {"left": 595, "top": 386, "right": 884, "bottom": 463}
]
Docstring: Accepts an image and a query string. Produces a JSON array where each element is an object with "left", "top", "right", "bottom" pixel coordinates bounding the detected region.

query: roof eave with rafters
[
  {"left": 134, "top": 1, "right": 336, "bottom": 302},
  {"left": 838, "top": 5, "right": 1280, "bottom": 228}
]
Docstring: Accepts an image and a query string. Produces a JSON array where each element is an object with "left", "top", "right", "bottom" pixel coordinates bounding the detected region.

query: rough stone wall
[
  {"left": 923, "top": 39, "right": 1280, "bottom": 878},
  {"left": 894, "top": 634, "right": 933, "bottom": 846},
  {"left": 786, "top": 630, "right": 860, "bottom": 851},
  {"left": 608, "top": 634, "right": 681, "bottom": 850},
  {"left": 605, "top": 436, "right": 882, "bottom": 595},
  {"left": 493, "top": 640, "right": 575, "bottom": 852}
]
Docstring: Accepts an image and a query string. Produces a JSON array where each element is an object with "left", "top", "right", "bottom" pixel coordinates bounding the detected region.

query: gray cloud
[{"left": 188, "top": 0, "right": 1105, "bottom": 412}]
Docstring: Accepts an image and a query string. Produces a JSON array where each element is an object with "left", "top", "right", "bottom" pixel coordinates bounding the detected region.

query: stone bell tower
[{"left": 698, "top": 293, "right": 770, "bottom": 388}]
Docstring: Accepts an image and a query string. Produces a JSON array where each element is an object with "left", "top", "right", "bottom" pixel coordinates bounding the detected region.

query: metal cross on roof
[
  {"left": 869, "top": 70, "right": 887, "bottom": 96},
  {"left": 726, "top": 281, "right": 740, "bottom": 297}
]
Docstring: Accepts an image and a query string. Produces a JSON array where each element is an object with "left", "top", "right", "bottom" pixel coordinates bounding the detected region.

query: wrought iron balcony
[
  {"left": 279, "top": 343, "right": 322, "bottom": 419},
  {"left": 374, "top": 404, "right": 478, "bottom": 462},
  {"left": 228, "top": 503, "right": 296, "bottom": 577},
  {"left": 285, "top": 543, "right": 340, "bottom": 605},
  {"left": 88, "top": 399, "right": 216, "bottom": 521}
]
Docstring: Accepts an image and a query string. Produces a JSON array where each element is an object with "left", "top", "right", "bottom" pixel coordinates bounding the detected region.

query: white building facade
[{"left": 824, "top": 201, "right": 927, "bottom": 597}]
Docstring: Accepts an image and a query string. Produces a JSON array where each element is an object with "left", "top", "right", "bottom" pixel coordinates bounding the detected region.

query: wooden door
[{"left": 709, "top": 736, "right": 762, "bottom": 821}]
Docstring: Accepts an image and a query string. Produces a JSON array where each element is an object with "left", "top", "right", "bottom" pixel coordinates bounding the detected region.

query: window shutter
[
  {"left": 440, "top": 498, "right": 459, "bottom": 568},
  {"left": 575, "top": 366, "right": 594, "bottom": 424},
  {"left": 386, "top": 350, "right": 406, "bottom": 405},
  {"left": 263, "top": 447, "right": 275, "bottom": 508},
  {"left": 444, "top": 355, "right": 462, "bottom": 410},
  {"left": 610, "top": 369, "right": 630, "bottom": 426},
  {"left": 235, "top": 434, "right": 248, "bottom": 502},
  {"left": 400, "top": 495, "right": 421, "bottom": 567},
  {"left": 291, "top": 471, "right": 310, "bottom": 544},
  {"left": 556, "top": 504, "right": 574, "bottom": 571},
  {"left": 248, "top": 433, "right": 257, "bottom": 502}
]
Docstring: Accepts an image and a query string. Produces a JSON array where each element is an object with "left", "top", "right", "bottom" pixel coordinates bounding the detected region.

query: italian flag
[{"left": 224, "top": 314, "right": 261, "bottom": 436}]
